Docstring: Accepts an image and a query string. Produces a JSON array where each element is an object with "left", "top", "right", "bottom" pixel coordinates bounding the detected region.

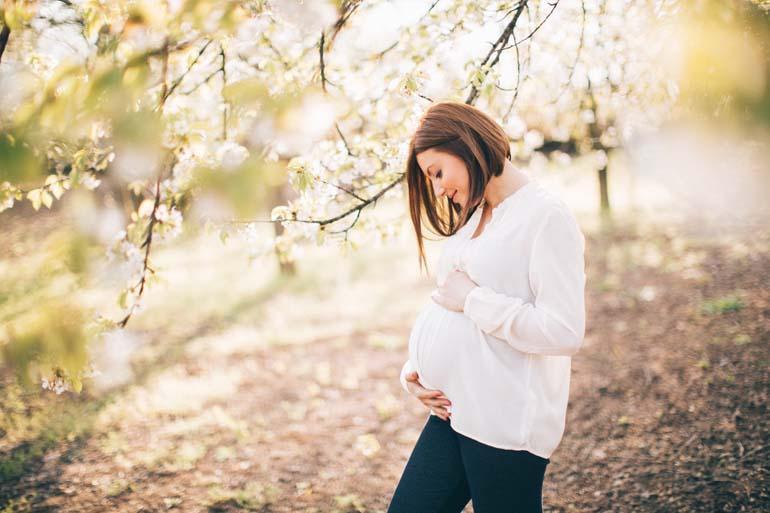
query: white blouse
[{"left": 399, "top": 179, "right": 586, "bottom": 459}]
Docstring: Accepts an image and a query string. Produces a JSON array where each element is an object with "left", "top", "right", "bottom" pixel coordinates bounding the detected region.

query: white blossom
[
  {"left": 41, "top": 375, "right": 69, "bottom": 395},
  {"left": 215, "top": 141, "right": 250, "bottom": 171},
  {"left": 80, "top": 173, "right": 102, "bottom": 190}
]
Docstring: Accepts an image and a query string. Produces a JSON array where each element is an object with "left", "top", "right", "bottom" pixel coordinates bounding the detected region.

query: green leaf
[
  {"left": 50, "top": 181, "right": 65, "bottom": 199},
  {"left": 41, "top": 191, "right": 53, "bottom": 209},
  {"left": 0, "top": 133, "right": 44, "bottom": 184},
  {"left": 70, "top": 375, "right": 83, "bottom": 394},
  {"left": 118, "top": 290, "right": 128, "bottom": 309},
  {"left": 27, "top": 189, "right": 42, "bottom": 210}
]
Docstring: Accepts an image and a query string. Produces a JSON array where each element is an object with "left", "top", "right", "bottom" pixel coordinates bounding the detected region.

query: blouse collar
[
  {"left": 479, "top": 180, "right": 536, "bottom": 220},
  {"left": 459, "top": 180, "right": 536, "bottom": 240}
]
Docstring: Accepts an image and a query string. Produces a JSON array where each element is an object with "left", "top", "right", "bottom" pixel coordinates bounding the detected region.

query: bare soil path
[{"left": 2, "top": 223, "right": 768, "bottom": 512}]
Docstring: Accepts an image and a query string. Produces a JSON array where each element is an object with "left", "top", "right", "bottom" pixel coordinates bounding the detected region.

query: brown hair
[{"left": 406, "top": 101, "right": 511, "bottom": 270}]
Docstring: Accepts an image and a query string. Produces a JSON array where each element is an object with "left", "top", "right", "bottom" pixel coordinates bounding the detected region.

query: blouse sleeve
[
  {"left": 462, "top": 206, "right": 586, "bottom": 356},
  {"left": 399, "top": 359, "right": 416, "bottom": 393}
]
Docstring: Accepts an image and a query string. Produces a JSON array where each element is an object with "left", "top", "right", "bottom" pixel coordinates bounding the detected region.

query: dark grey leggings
[{"left": 387, "top": 415, "right": 549, "bottom": 513}]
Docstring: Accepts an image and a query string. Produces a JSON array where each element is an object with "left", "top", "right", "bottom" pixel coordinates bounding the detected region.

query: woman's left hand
[{"left": 431, "top": 268, "right": 478, "bottom": 312}]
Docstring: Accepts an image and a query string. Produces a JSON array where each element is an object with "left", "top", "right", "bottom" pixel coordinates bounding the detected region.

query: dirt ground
[{"left": 1, "top": 215, "right": 768, "bottom": 513}]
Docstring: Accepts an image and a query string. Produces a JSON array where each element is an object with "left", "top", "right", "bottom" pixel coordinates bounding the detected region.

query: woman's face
[{"left": 415, "top": 148, "right": 470, "bottom": 208}]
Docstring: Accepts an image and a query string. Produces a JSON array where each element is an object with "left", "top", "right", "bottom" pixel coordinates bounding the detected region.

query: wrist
[{"left": 463, "top": 285, "right": 480, "bottom": 314}]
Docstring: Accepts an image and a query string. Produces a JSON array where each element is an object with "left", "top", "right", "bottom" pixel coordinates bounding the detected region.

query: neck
[{"left": 482, "top": 160, "right": 530, "bottom": 209}]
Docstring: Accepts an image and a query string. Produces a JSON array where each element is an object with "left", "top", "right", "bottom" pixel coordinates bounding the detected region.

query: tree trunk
[
  {"left": 598, "top": 165, "right": 610, "bottom": 214},
  {"left": 585, "top": 82, "right": 612, "bottom": 218},
  {"left": 0, "top": 23, "right": 11, "bottom": 64},
  {"left": 271, "top": 180, "right": 296, "bottom": 276}
]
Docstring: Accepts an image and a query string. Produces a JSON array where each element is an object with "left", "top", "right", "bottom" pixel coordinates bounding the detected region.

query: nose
[{"left": 432, "top": 180, "right": 446, "bottom": 198}]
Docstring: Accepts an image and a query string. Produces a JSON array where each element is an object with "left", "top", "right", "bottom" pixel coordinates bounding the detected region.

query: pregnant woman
[{"left": 387, "top": 102, "right": 586, "bottom": 513}]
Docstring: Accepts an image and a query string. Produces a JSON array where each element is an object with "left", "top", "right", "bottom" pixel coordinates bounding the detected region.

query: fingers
[
  {"left": 425, "top": 394, "right": 451, "bottom": 407},
  {"left": 418, "top": 389, "right": 452, "bottom": 421},
  {"left": 417, "top": 388, "right": 446, "bottom": 401},
  {"left": 411, "top": 385, "right": 450, "bottom": 405},
  {"left": 431, "top": 405, "right": 451, "bottom": 421},
  {"left": 404, "top": 375, "right": 452, "bottom": 418}
]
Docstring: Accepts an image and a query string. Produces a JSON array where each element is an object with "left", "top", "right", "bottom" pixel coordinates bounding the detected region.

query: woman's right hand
[{"left": 404, "top": 371, "right": 452, "bottom": 421}]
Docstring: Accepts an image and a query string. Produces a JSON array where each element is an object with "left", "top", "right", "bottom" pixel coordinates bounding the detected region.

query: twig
[
  {"left": 319, "top": 31, "right": 328, "bottom": 92},
  {"left": 265, "top": 37, "right": 289, "bottom": 69},
  {"left": 500, "top": 0, "right": 560, "bottom": 49},
  {"left": 316, "top": 175, "right": 366, "bottom": 203},
  {"left": 552, "top": 0, "right": 585, "bottom": 104},
  {"left": 325, "top": 0, "right": 362, "bottom": 50},
  {"left": 116, "top": 153, "right": 176, "bottom": 328},
  {"left": 158, "top": 39, "right": 170, "bottom": 109},
  {"left": 421, "top": 0, "right": 442, "bottom": 21},
  {"left": 159, "top": 39, "right": 212, "bottom": 106},
  {"left": 118, "top": 51, "right": 173, "bottom": 328},
  {"left": 220, "top": 44, "right": 227, "bottom": 140},
  {"left": 417, "top": 93, "right": 434, "bottom": 103},
  {"left": 465, "top": 1, "right": 529, "bottom": 105},
  {"left": 369, "top": 0, "right": 442, "bottom": 60},
  {"left": 234, "top": 172, "right": 405, "bottom": 228},
  {"left": 503, "top": 26, "right": 522, "bottom": 119},
  {"left": 180, "top": 68, "right": 220, "bottom": 95},
  {"left": 329, "top": 206, "right": 362, "bottom": 237},
  {"left": 335, "top": 122, "right": 356, "bottom": 157}
]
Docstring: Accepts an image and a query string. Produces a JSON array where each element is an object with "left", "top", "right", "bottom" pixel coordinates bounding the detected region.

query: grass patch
[
  {"left": 0, "top": 495, "right": 34, "bottom": 513},
  {"left": 105, "top": 478, "right": 135, "bottom": 498},
  {"left": 0, "top": 380, "right": 105, "bottom": 483},
  {"left": 206, "top": 483, "right": 277, "bottom": 512},
  {"left": 700, "top": 295, "right": 744, "bottom": 315}
]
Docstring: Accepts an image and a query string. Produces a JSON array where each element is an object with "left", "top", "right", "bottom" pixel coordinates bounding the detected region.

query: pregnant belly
[{"left": 408, "top": 301, "right": 478, "bottom": 393}]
